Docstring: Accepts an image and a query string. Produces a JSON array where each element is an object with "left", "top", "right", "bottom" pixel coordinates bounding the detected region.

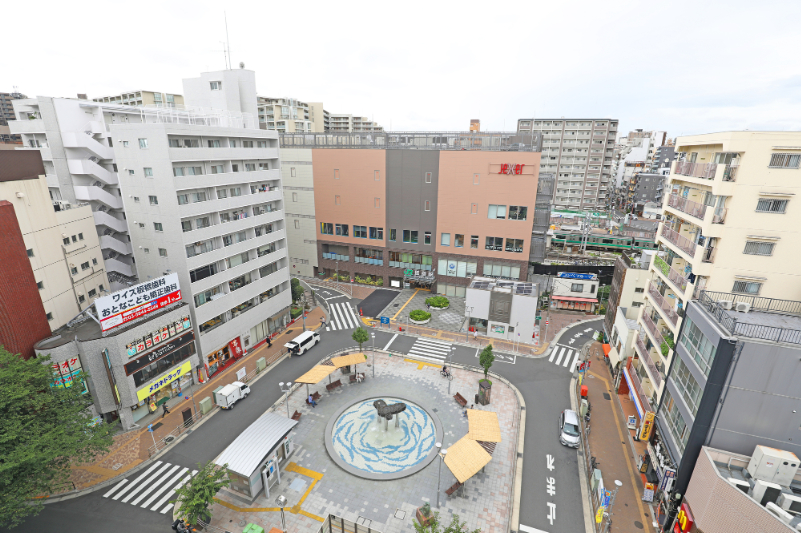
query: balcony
[
  {"left": 668, "top": 194, "right": 707, "bottom": 220},
  {"left": 646, "top": 282, "right": 679, "bottom": 327},
  {"left": 712, "top": 206, "right": 727, "bottom": 224},
  {"left": 659, "top": 225, "right": 697, "bottom": 257},
  {"left": 634, "top": 334, "right": 663, "bottom": 389},
  {"left": 322, "top": 253, "right": 349, "bottom": 261},
  {"left": 641, "top": 310, "right": 666, "bottom": 347},
  {"left": 653, "top": 255, "right": 688, "bottom": 293},
  {"left": 722, "top": 164, "right": 739, "bottom": 182},
  {"left": 701, "top": 246, "right": 717, "bottom": 263},
  {"left": 674, "top": 161, "right": 717, "bottom": 179}
]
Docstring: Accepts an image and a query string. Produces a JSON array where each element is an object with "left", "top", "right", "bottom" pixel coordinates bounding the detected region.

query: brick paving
[
  {"left": 210, "top": 351, "right": 520, "bottom": 533},
  {"left": 582, "top": 342, "right": 656, "bottom": 533},
  {"left": 61, "top": 308, "right": 327, "bottom": 495}
]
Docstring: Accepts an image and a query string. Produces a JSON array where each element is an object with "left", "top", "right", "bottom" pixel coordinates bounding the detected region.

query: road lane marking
[
  {"left": 102, "top": 478, "right": 128, "bottom": 499},
  {"left": 121, "top": 462, "right": 172, "bottom": 503},
  {"left": 111, "top": 461, "right": 162, "bottom": 501},
  {"left": 554, "top": 347, "right": 566, "bottom": 366},
  {"left": 383, "top": 333, "right": 398, "bottom": 351}
]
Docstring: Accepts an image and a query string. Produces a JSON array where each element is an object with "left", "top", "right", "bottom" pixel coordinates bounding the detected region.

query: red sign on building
[
  {"left": 498, "top": 163, "right": 526, "bottom": 175},
  {"left": 229, "top": 337, "right": 244, "bottom": 359},
  {"left": 674, "top": 503, "right": 694, "bottom": 533}
]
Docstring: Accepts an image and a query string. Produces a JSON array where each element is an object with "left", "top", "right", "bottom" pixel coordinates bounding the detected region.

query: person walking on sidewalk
[
  {"left": 473, "top": 330, "right": 478, "bottom": 342},
  {"left": 266, "top": 336, "right": 272, "bottom": 348},
  {"left": 321, "top": 317, "right": 327, "bottom": 329},
  {"left": 161, "top": 402, "right": 170, "bottom": 418}
]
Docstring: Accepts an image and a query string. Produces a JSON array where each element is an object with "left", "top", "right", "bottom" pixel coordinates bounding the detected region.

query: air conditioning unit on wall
[
  {"left": 736, "top": 302, "right": 752, "bottom": 313},
  {"left": 718, "top": 300, "right": 733, "bottom": 310}
]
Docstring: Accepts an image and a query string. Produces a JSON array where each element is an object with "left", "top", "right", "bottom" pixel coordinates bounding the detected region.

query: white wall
[
  {"left": 280, "top": 148, "right": 317, "bottom": 278},
  {"left": 182, "top": 70, "right": 258, "bottom": 116}
]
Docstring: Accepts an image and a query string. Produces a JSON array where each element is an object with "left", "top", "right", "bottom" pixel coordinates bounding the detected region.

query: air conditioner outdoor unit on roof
[
  {"left": 736, "top": 302, "right": 752, "bottom": 313},
  {"left": 718, "top": 300, "right": 733, "bottom": 310}
]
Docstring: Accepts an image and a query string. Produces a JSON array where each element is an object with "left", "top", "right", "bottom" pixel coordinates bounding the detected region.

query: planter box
[
  {"left": 410, "top": 317, "right": 431, "bottom": 325},
  {"left": 429, "top": 305, "right": 450, "bottom": 311},
  {"left": 416, "top": 508, "right": 435, "bottom": 527}
]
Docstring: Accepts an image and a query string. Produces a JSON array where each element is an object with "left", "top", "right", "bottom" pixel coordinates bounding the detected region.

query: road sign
[
  {"left": 536, "top": 316, "right": 542, "bottom": 320},
  {"left": 380, "top": 316, "right": 390, "bottom": 324}
]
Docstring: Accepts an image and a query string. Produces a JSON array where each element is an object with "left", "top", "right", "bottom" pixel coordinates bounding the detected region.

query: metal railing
[
  {"left": 653, "top": 255, "right": 688, "bottom": 293},
  {"left": 280, "top": 131, "right": 543, "bottom": 152},
  {"left": 298, "top": 275, "right": 354, "bottom": 297},
  {"left": 317, "top": 514, "right": 384, "bottom": 533},
  {"left": 674, "top": 161, "right": 717, "bottom": 179},
  {"left": 668, "top": 194, "right": 707, "bottom": 220},
  {"left": 722, "top": 164, "right": 739, "bottom": 182},
  {"left": 641, "top": 310, "right": 666, "bottom": 347},
  {"left": 634, "top": 334, "right": 663, "bottom": 389},
  {"left": 647, "top": 282, "right": 679, "bottom": 326},
  {"left": 659, "top": 226, "right": 697, "bottom": 257},
  {"left": 699, "top": 291, "right": 801, "bottom": 344},
  {"left": 701, "top": 246, "right": 717, "bottom": 263},
  {"left": 712, "top": 206, "right": 727, "bottom": 224}
]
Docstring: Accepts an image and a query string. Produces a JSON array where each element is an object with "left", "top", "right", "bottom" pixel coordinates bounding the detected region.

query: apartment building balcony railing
[
  {"left": 641, "top": 310, "right": 666, "bottom": 347},
  {"left": 659, "top": 225, "right": 697, "bottom": 257},
  {"left": 699, "top": 290, "right": 801, "bottom": 344},
  {"left": 712, "top": 207, "right": 727, "bottom": 224},
  {"left": 322, "top": 253, "right": 349, "bottom": 261},
  {"left": 354, "top": 256, "right": 383, "bottom": 266},
  {"left": 668, "top": 194, "right": 707, "bottom": 220},
  {"left": 653, "top": 255, "right": 688, "bottom": 293},
  {"left": 634, "top": 334, "right": 663, "bottom": 389},
  {"left": 647, "top": 281, "right": 679, "bottom": 327},
  {"left": 701, "top": 246, "right": 717, "bottom": 263},
  {"left": 722, "top": 164, "right": 739, "bottom": 182},
  {"left": 674, "top": 161, "right": 717, "bottom": 179}
]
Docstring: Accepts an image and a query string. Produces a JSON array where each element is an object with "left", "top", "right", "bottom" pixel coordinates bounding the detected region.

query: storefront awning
[
  {"left": 552, "top": 296, "right": 598, "bottom": 303},
  {"left": 623, "top": 367, "right": 644, "bottom": 419},
  {"left": 602, "top": 344, "right": 611, "bottom": 357}
]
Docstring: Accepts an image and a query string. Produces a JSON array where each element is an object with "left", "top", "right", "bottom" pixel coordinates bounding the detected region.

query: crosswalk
[
  {"left": 407, "top": 338, "right": 452, "bottom": 362},
  {"left": 325, "top": 301, "right": 362, "bottom": 331},
  {"left": 102, "top": 460, "right": 197, "bottom": 514},
  {"left": 548, "top": 345, "right": 582, "bottom": 372}
]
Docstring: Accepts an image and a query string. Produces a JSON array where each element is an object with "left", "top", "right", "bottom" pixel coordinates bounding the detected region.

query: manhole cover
[
  {"left": 112, "top": 463, "right": 123, "bottom": 471},
  {"left": 165, "top": 436, "right": 175, "bottom": 444},
  {"left": 394, "top": 510, "right": 406, "bottom": 520},
  {"left": 284, "top": 329, "right": 295, "bottom": 335},
  {"left": 603, "top": 393, "right": 611, "bottom": 400},
  {"left": 634, "top": 521, "right": 644, "bottom": 529},
  {"left": 432, "top": 408, "right": 438, "bottom": 412},
  {"left": 394, "top": 304, "right": 400, "bottom": 307},
  {"left": 150, "top": 422, "right": 163, "bottom": 431}
]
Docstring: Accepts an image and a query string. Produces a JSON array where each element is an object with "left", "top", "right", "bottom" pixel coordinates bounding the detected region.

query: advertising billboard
[{"left": 95, "top": 273, "right": 182, "bottom": 332}]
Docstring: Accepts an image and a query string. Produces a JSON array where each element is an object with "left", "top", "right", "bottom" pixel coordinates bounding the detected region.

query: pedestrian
[
  {"left": 161, "top": 402, "right": 170, "bottom": 418},
  {"left": 308, "top": 393, "right": 317, "bottom": 408},
  {"left": 586, "top": 359, "right": 591, "bottom": 371},
  {"left": 473, "top": 330, "right": 478, "bottom": 342},
  {"left": 321, "top": 317, "right": 327, "bottom": 328},
  {"left": 266, "top": 336, "right": 272, "bottom": 348}
]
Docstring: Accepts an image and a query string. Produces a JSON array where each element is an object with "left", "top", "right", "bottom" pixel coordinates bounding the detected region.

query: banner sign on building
[
  {"left": 136, "top": 360, "right": 192, "bottom": 402},
  {"left": 640, "top": 411, "right": 655, "bottom": 440},
  {"left": 126, "top": 315, "right": 192, "bottom": 357},
  {"left": 49, "top": 357, "right": 88, "bottom": 394},
  {"left": 557, "top": 272, "right": 596, "bottom": 280},
  {"left": 124, "top": 331, "right": 196, "bottom": 376},
  {"left": 674, "top": 503, "right": 694, "bottom": 533},
  {"left": 95, "top": 273, "right": 182, "bottom": 332}
]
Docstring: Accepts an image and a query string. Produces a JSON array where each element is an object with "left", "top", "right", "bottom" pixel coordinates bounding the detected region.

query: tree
[
  {"left": 414, "top": 512, "right": 481, "bottom": 533},
  {"left": 479, "top": 344, "right": 495, "bottom": 380},
  {"left": 172, "top": 460, "right": 231, "bottom": 526},
  {"left": 352, "top": 327, "right": 369, "bottom": 352},
  {"left": 0, "top": 348, "right": 113, "bottom": 528},
  {"left": 290, "top": 278, "right": 304, "bottom": 303}
]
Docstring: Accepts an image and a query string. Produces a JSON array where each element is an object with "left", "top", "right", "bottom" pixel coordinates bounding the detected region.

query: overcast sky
[{"left": 5, "top": 0, "right": 801, "bottom": 138}]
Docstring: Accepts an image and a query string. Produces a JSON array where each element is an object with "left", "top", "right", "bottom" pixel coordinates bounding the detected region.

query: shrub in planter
[
  {"left": 409, "top": 310, "right": 431, "bottom": 322},
  {"left": 425, "top": 296, "right": 450, "bottom": 308},
  {"left": 290, "top": 307, "right": 303, "bottom": 319}
]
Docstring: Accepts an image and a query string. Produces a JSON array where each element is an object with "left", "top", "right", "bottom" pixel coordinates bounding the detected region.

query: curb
[
  {"left": 541, "top": 316, "right": 605, "bottom": 358},
  {"left": 570, "top": 375, "right": 596, "bottom": 533},
  {"left": 42, "top": 351, "right": 292, "bottom": 504}
]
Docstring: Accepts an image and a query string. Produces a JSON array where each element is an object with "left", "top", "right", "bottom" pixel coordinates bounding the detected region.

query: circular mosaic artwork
[{"left": 330, "top": 398, "right": 437, "bottom": 477}]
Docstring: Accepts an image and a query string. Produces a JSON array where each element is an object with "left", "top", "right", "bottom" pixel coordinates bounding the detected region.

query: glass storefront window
[{"left": 133, "top": 343, "right": 195, "bottom": 387}]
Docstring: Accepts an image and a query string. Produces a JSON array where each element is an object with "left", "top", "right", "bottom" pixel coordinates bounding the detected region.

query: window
[
  {"left": 505, "top": 238, "right": 524, "bottom": 252},
  {"left": 321, "top": 223, "right": 334, "bottom": 235},
  {"left": 335, "top": 169, "right": 340, "bottom": 179},
  {"left": 210, "top": 81, "right": 222, "bottom": 90},
  {"left": 158, "top": 248, "right": 168, "bottom": 257},
  {"left": 403, "top": 230, "right": 418, "bottom": 244},
  {"left": 354, "top": 225, "right": 368, "bottom": 238},
  {"left": 78, "top": 295, "right": 85, "bottom": 304},
  {"left": 244, "top": 163, "right": 256, "bottom": 172},
  {"left": 424, "top": 232, "right": 431, "bottom": 245},
  {"left": 634, "top": 287, "right": 645, "bottom": 293},
  {"left": 122, "top": 141, "right": 129, "bottom": 147},
  {"left": 127, "top": 168, "right": 135, "bottom": 176},
  {"left": 733, "top": 280, "right": 761, "bottom": 295},
  {"left": 37, "top": 281, "right": 44, "bottom": 289},
  {"left": 153, "top": 222, "right": 163, "bottom": 232},
  {"left": 138, "top": 223, "right": 145, "bottom": 228},
  {"left": 195, "top": 217, "right": 210, "bottom": 229},
  {"left": 425, "top": 172, "right": 432, "bottom": 183},
  {"left": 229, "top": 188, "right": 241, "bottom": 197},
  {"left": 679, "top": 316, "right": 717, "bottom": 376},
  {"left": 242, "top": 140, "right": 254, "bottom": 148},
  {"left": 673, "top": 358, "right": 704, "bottom": 417},
  {"left": 769, "top": 153, "right": 801, "bottom": 169},
  {"left": 226, "top": 252, "right": 249, "bottom": 268},
  {"left": 570, "top": 283, "right": 584, "bottom": 292},
  {"left": 79, "top": 233, "right": 85, "bottom": 241},
  {"left": 756, "top": 198, "right": 787, "bottom": 213},
  {"left": 210, "top": 164, "right": 223, "bottom": 174},
  {"left": 375, "top": 170, "right": 380, "bottom": 181},
  {"left": 488, "top": 204, "right": 507, "bottom": 219},
  {"left": 336, "top": 224, "right": 349, "bottom": 237},
  {"left": 192, "top": 192, "right": 207, "bottom": 203},
  {"left": 369, "top": 227, "right": 383, "bottom": 239},
  {"left": 70, "top": 267, "right": 78, "bottom": 275},
  {"left": 471, "top": 235, "right": 478, "bottom": 249},
  {"left": 744, "top": 241, "right": 775, "bottom": 256},
  {"left": 63, "top": 237, "right": 69, "bottom": 245},
  {"left": 223, "top": 231, "right": 247, "bottom": 247},
  {"left": 455, "top": 234, "right": 464, "bottom": 248},
  {"left": 473, "top": 173, "right": 480, "bottom": 185},
  {"left": 190, "top": 263, "right": 218, "bottom": 283},
  {"left": 181, "top": 221, "right": 192, "bottom": 232},
  {"left": 662, "top": 390, "right": 689, "bottom": 454},
  {"left": 27, "top": 248, "right": 34, "bottom": 257},
  {"left": 335, "top": 195, "right": 341, "bottom": 205},
  {"left": 149, "top": 195, "right": 158, "bottom": 205},
  {"left": 138, "top": 138, "right": 148, "bottom": 149},
  {"left": 508, "top": 206, "right": 528, "bottom": 221},
  {"left": 99, "top": 284, "right": 104, "bottom": 292},
  {"left": 71, "top": 235, "right": 77, "bottom": 243},
  {"left": 389, "top": 229, "right": 397, "bottom": 242},
  {"left": 292, "top": 192, "right": 298, "bottom": 202},
  {"left": 375, "top": 198, "right": 381, "bottom": 208},
  {"left": 294, "top": 219, "right": 300, "bottom": 229},
  {"left": 485, "top": 236, "right": 503, "bottom": 251},
  {"left": 437, "top": 258, "right": 477, "bottom": 278},
  {"left": 144, "top": 167, "right": 153, "bottom": 177},
  {"left": 290, "top": 167, "right": 296, "bottom": 177},
  {"left": 88, "top": 288, "right": 97, "bottom": 298},
  {"left": 631, "top": 301, "right": 643, "bottom": 307},
  {"left": 441, "top": 233, "right": 451, "bottom": 246},
  {"left": 232, "top": 164, "right": 239, "bottom": 172},
  {"left": 194, "top": 287, "right": 220, "bottom": 307},
  {"left": 134, "top": 196, "right": 141, "bottom": 203}
]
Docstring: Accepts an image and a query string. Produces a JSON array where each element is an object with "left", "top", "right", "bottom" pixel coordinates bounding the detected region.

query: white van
[
  {"left": 216, "top": 381, "right": 251, "bottom": 410},
  {"left": 285, "top": 330, "right": 321, "bottom": 356}
]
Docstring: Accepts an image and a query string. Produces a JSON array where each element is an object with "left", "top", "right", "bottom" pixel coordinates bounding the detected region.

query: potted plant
[
  {"left": 409, "top": 310, "right": 432, "bottom": 325},
  {"left": 416, "top": 502, "right": 435, "bottom": 528},
  {"left": 425, "top": 296, "right": 450, "bottom": 310}
]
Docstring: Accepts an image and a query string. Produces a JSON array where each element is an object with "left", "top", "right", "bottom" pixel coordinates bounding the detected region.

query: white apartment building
[
  {"left": 328, "top": 113, "right": 383, "bottom": 132},
  {"left": 111, "top": 69, "right": 291, "bottom": 375},
  {"left": 280, "top": 147, "right": 317, "bottom": 278},
  {"left": 92, "top": 90, "right": 184, "bottom": 108},
  {"left": 632, "top": 131, "right": 801, "bottom": 409},
  {"left": 465, "top": 277, "right": 539, "bottom": 342},
  {"left": 550, "top": 272, "right": 600, "bottom": 313},
  {"left": 517, "top": 118, "right": 617, "bottom": 210},
  {"left": 257, "top": 97, "right": 322, "bottom": 133},
  {"left": 10, "top": 97, "right": 144, "bottom": 287}
]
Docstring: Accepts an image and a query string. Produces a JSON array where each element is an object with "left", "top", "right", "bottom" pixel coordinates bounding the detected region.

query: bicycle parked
[{"left": 440, "top": 366, "right": 453, "bottom": 380}]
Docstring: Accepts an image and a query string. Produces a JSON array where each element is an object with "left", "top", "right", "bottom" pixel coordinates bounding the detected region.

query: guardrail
[{"left": 699, "top": 291, "right": 801, "bottom": 344}]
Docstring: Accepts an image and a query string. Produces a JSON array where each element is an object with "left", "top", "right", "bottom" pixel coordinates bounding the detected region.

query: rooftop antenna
[
  {"left": 224, "top": 11, "right": 231, "bottom": 69},
  {"left": 220, "top": 42, "right": 228, "bottom": 70}
]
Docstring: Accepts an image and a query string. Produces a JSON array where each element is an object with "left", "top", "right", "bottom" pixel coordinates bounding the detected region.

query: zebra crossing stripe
[
  {"left": 111, "top": 461, "right": 162, "bottom": 501},
  {"left": 563, "top": 349, "right": 575, "bottom": 367},
  {"left": 102, "top": 478, "right": 128, "bottom": 499},
  {"left": 141, "top": 467, "right": 188, "bottom": 508},
  {"left": 155, "top": 470, "right": 197, "bottom": 513},
  {"left": 121, "top": 462, "right": 172, "bottom": 503},
  {"left": 570, "top": 351, "right": 581, "bottom": 371},
  {"left": 408, "top": 338, "right": 452, "bottom": 361},
  {"left": 554, "top": 347, "right": 566, "bottom": 366},
  {"left": 130, "top": 463, "right": 180, "bottom": 505},
  {"left": 340, "top": 303, "right": 356, "bottom": 329},
  {"left": 548, "top": 348, "right": 558, "bottom": 363},
  {"left": 346, "top": 303, "right": 362, "bottom": 327}
]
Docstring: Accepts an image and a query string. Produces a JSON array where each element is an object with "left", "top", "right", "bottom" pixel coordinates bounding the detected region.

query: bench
[
  {"left": 454, "top": 392, "right": 468, "bottom": 408},
  {"left": 305, "top": 392, "right": 321, "bottom": 405},
  {"left": 326, "top": 379, "right": 342, "bottom": 392},
  {"left": 349, "top": 373, "right": 365, "bottom": 384},
  {"left": 445, "top": 481, "right": 463, "bottom": 497},
  {"left": 291, "top": 411, "right": 302, "bottom": 421}
]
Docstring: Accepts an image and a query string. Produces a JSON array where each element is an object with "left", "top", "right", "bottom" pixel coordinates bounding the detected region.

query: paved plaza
[
  {"left": 210, "top": 351, "right": 521, "bottom": 533},
  {"left": 379, "top": 289, "right": 468, "bottom": 333}
]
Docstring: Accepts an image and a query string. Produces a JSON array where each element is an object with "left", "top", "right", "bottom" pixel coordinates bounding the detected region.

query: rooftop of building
[
  {"left": 697, "top": 291, "right": 801, "bottom": 345},
  {"left": 468, "top": 276, "right": 538, "bottom": 297},
  {"left": 35, "top": 302, "right": 189, "bottom": 350},
  {"left": 0, "top": 150, "right": 45, "bottom": 182},
  {"left": 279, "top": 130, "right": 541, "bottom": 151}
]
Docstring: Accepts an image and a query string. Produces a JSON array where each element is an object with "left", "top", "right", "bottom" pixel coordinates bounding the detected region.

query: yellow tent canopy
[
  {"left": 295, "top": 365, "right": 337, "bottom": 384},
  {"left": 330, "top": 353, "right": 367, "bottom": 369},
  {"left": 466, "top": 409, "right": 502, "bottom": 443},
  {"left": 443, "top": 436, "right": 492, "bottom": 484}
]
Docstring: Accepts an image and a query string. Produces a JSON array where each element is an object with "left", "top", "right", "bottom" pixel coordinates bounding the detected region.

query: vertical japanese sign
[{"left": 49, "top": 356, "right": 88, "bottom": 394}]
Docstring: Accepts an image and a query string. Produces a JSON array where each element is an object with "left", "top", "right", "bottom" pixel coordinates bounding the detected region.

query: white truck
[{"left": 215, "top": 381, "right": 251, "bottom": 410}]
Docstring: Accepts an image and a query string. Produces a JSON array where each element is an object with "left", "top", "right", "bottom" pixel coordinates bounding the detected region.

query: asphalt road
[{"left": 10, "top": 301, "right": 603, "bottom": 533}]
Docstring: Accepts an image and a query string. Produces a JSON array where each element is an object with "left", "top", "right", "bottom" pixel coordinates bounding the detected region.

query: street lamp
[
  {"left": 279, "top": 382, "right": 292, "bottom": 418},
  {"left": 448, "top": 347, "right": 455, "bottom": 395},
  {"left": 435, "top": 443, "right": 446, "bottom": 508},
  {"left": 301, "top": 293, "right": 307, "bottom": 332},
  {"left": 275, "top": 495, "right": 288, "bottom": 533},
  {"left": 371, "top": 332, "right": 376, "bottom": 378},
  {"left": 336, "top": 260, "right": 339, "bottom": 291},
  {"left": 465, "top": 306, "right": 474, "bottom": 342}
]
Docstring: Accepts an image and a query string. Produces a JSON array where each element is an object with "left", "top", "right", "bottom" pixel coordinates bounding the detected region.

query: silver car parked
[{"left": 559, "top": 409, "right": 581, "bottom": 448}]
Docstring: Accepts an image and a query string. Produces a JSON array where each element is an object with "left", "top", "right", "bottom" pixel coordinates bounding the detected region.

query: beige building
[
  {"left": 92, "top": 90, "right": 184, "bottom": 108},
  {"left": 258, "top": 97, "right": 379, "bottom": 134},
  {"left": 632, "top": 131, "right": 801, "bottom": 407},
  {"left": 0, "top": 151, "right": 109, "bottom": 331},
  {"left": 280, "top": 148, "right": 317, "bottom": 278}
]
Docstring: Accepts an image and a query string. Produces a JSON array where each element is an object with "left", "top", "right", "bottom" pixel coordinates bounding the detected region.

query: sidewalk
[
  {"left": 62, "top": 307, "right": 326, "bottom": 496},
  {"left": 582, "top": 341, "right": 656, "bottom": 533}
]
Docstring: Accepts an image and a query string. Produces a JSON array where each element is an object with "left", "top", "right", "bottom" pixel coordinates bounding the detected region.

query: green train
[{"left": 551, "top": 231, "right": 658, "bottom": 252}]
